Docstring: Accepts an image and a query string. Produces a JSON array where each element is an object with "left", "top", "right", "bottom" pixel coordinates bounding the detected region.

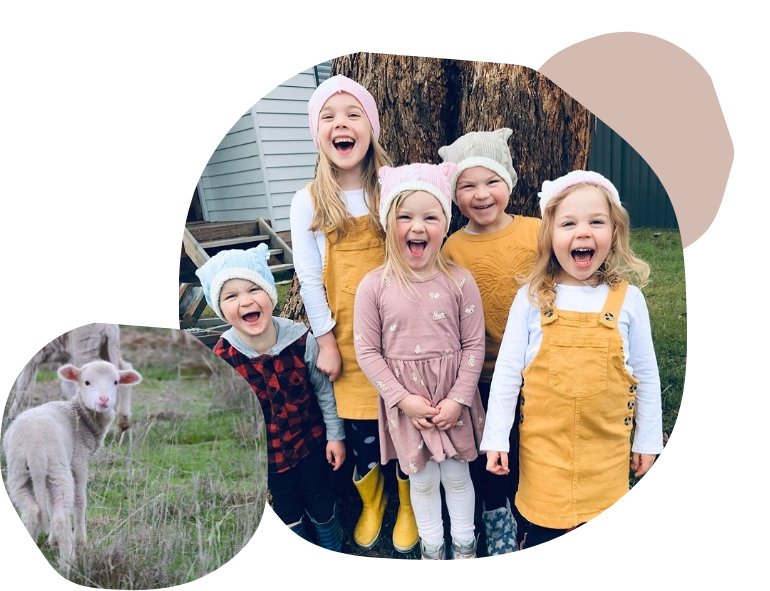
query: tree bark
[
  {"left": 280, "top": 53, "right": 593, "bottom": 321},
  {"left": 278, "top": 274, "right": 309, "bottom": 326}
]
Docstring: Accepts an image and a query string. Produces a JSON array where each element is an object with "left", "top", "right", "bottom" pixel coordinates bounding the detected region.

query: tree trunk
[
  {"left": 280, "top": 53, "right": 593, "bottom": 321},
  {"left": 278, "top": 274, "right": 309, "bottom": 326}
]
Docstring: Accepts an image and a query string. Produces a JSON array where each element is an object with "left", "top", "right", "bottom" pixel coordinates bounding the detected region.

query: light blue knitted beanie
[{"left": 195, "top": 243, "right": 278, "bottom": 322}]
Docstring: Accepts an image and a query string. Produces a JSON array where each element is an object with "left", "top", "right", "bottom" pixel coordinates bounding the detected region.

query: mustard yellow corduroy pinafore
[
  {"left": 322, "top": 216, "right": 385, "bottom": 420},
  {"left": 516, "top": 281, "right": 638, "bottom": 529}
]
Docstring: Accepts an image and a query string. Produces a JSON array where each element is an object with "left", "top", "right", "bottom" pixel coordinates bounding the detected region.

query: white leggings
[{"left": 409, "top": 458, "right": 475, "bottom": 546}]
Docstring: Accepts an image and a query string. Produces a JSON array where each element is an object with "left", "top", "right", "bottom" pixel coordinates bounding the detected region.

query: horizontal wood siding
[
  {"left": 589, "top": 118, "right": 678, "bottom": 229},
  {"left": 197, "top": 113, "right": 265, "bottom": 222},
  {"left": 254, "top": 68, "right": 321, "bottom": 233}
]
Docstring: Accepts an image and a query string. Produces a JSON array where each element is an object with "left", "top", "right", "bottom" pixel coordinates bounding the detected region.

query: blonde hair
[
  {"left": 308, "top": 128, "right": 392, "bottom": 242},
  {"left": 527, "top": 183, "right": 650, "bottom": 311},
  {"left": 382, "top": 190, "right": 460, "bottom": 298}
]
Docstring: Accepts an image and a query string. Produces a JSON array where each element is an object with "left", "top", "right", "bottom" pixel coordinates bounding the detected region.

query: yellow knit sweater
[{"left": 441, "top": 214, "right": 541, "bottom": 383}]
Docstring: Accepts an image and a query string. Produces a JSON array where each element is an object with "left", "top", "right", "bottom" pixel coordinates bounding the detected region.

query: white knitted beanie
[
  {"left": 538, "top": 170, "right": 621, "bottom": 215},
  {"left": 438, "top": 128, "right": 519, "bottom": 199}
]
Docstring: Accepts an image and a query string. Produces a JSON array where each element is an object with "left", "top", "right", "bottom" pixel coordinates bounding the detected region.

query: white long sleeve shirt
[
  {"left": 480, "top": 282, "right": 664, "bottom": 455},
  {"left": 289, "top": 187, "right": 370, "bottom": 338}
]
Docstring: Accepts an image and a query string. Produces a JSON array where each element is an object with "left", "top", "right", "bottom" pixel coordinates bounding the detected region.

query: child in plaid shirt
[{"left": 196, "top": 244, "right": 346, "bottom": 552}]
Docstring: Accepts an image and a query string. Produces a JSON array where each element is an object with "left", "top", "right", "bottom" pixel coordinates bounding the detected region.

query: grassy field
[
  {"left": 629, "top": 228, "right": 686, "bottom": 440},
  {"left": 1, "top": 327, "right": 267, "bottom": 588}
]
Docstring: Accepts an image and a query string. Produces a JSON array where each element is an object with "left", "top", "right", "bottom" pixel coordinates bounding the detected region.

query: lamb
[
  {"left": 3, "top": 360, "right": 143, "bottom": 569},
  {"left": 14, "top": 323, "right": 135, "bottom": 431}
]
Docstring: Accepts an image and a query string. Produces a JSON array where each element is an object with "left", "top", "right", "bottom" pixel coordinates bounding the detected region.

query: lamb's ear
[
  {"left": 118, "top": 369, "right": 142, "bottom": 386},
  {"left": 58, "top": 364, "right": 80, "bottom": 382}
]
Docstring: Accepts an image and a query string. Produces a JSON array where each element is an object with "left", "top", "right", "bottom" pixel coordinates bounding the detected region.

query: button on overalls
[
  {"left": 322, "top": 214, "right": 385, "bottom": 420},
  {"left": 516, "top": 280, "right": 638, "bottom": 529}
]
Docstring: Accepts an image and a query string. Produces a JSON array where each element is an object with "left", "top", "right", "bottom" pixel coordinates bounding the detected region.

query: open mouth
[
  {"left": 407, "top": 240, "right": 427, "bottom": 256},
  {"left": 332, "top": 136, "right": 356, "bottom": 154},
  {"left": 571, "top": 248, "right": 595, "bottom": 268},
  {"left": 242, "top": 311, "right": 261, "bottom": 325},
  {"left": 473, "top": 203, "right": 494, "bottom": 210}
]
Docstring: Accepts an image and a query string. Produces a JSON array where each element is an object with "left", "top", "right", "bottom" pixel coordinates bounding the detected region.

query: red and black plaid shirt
[{"left": 214, "top": 334, "right": 326, "bottom": 473}]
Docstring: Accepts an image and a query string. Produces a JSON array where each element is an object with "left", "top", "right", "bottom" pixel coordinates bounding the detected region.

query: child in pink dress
[{"left": 354, "top": 162, "right": 486, "bottom": 559}]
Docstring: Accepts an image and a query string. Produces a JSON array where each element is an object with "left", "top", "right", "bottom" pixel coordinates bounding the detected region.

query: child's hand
[
  {"left": 432, "top": 398, "right": 462, "bottom": 431},
  {"left": 397, "top": 395, "right": 439, "bottom": 430},
  {"left": 326, "top": 441, "right": 346, "bottom": 471},
  {"left": 486, "top": 451, "right": 510, "bottom": 476},
  {"left": 631, "top": 452, "right": 655, "bottom": 477},
  {"left": 316, "top": 335, "right": 342, "bottom": 382}
]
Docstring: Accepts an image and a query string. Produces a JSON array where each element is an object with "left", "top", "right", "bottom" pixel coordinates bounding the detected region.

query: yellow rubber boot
[
  {"left": 393, "top": 468, "right": 418, "bottom": 553},
  {"left": 352, "top": 465, "right": 388, "bottom": 548}
]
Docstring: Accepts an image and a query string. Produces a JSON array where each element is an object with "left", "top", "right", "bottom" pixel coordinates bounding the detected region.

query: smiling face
[
  {"left": 551, "top": 185, "right": 615, "bottom": 286},
  {"left": 317, "top": 92, "right": 372, "bottom": 187},
  {"left": 393, "top": 190, "right": 447, "bottom": 278},
  {"left": 454, "top": 166, "right": 511, "bottom": 234},
  {"left": 219, "top": 278, "right": 276, "bottom": 345}
]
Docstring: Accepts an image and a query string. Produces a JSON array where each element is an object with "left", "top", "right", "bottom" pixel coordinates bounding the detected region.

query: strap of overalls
[
  {"left": 599, "top": 280, "right": 629, "bottom": 329},
  {"left": 539, "top": 280, "right": 630, "bottom": 327}
]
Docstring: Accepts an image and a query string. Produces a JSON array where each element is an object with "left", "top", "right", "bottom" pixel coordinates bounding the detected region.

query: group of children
[{"left": 195, "top": 75, "right": 664, "bottom": 559}]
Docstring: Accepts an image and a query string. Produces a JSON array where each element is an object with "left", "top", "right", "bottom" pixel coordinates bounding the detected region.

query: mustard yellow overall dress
[
  {"left": 322, "top": 216, "right": 385, "bottom": 420},
  {"left": 517, "top": 280, "right": 638, "bottom": 529}
]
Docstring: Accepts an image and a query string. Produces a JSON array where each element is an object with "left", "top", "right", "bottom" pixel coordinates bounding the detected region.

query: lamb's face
[
  {"left": 85, "top": 365, "right": 121, "bottom": 412},
  {"left": 58, "top": 360, "right": 143, "bottom": 414}
]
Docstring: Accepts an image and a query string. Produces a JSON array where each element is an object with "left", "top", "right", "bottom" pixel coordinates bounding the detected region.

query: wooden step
[
  {"left": 199, "top": 234, "right": 270, "bottom": 249},
  {"left": 187, "top": 220, "right": 259, "bottom": 242},
  {"left": 181, "top": 243, "right": 284, "bottom": 262},
  {"left": 268, "top": 263, "right": 294, "bottom": 274}
]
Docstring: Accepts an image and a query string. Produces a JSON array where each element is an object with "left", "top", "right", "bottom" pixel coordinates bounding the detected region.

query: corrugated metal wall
[{"left": 589, "top": 117, "right": 678, "bottom": 229}]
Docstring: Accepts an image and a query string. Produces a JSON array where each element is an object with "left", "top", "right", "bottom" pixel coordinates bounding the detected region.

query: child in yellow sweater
[{"left": 439, "top": 128, "right": 540, "bottom": 555}]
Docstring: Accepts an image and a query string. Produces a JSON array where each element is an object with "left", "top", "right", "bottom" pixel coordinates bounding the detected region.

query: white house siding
[
  {"left": 196, "top": 62, "right": 333, "bottom": 231},
  {"left": 196, "top": 113, "right": 268, "bottom": 222}
]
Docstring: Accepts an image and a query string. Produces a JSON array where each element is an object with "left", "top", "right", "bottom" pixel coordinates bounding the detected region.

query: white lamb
[
  {"left": 14, "top": 323, "right": 135, "bottom": 431},
  {"left": 3, "top": 360, "right": 142, "bottom": 569}
]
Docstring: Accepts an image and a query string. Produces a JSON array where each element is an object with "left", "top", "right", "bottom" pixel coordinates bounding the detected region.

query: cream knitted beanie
[{"left": 438, "top": 128, "right": 519, "bottom": 199}]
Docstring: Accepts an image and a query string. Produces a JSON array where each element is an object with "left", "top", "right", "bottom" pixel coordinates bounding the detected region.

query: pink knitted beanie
[
  {"left": 307, "top": 75, "right": 380, "bottom": 147},
  {"left": 378, "top": 162, "right": 457, "bottom": 233}
]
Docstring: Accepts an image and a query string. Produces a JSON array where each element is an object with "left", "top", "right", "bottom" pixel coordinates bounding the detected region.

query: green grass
[
  {"left": 624, "top": 228, "right": 685, "bottom": 489},
  {"left": 2, "top": 328, "right": 267, "bottom": 588},
  {"left": 630, "top": 228, "right": 686, "bottom": 437}
]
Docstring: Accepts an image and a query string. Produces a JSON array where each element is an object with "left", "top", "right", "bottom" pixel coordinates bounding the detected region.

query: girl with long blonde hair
[
  {"left": 289, "top": 75, "right": 415, "bottom": 552},
  {"left": 354, "top": 163, "right": 486, "bottom": 559},
  {"left": 480, "top": 170, "right": 663, "bottom": 549}
]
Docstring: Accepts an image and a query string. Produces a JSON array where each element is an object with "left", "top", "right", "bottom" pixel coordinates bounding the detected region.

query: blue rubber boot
[{"left": 309, "top": 508, "right": 343, "bottom": 553}]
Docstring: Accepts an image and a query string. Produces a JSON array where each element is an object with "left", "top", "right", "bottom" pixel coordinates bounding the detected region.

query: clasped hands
[{"left": 396, "top": 394, "right": 462, "bottom": 431}]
